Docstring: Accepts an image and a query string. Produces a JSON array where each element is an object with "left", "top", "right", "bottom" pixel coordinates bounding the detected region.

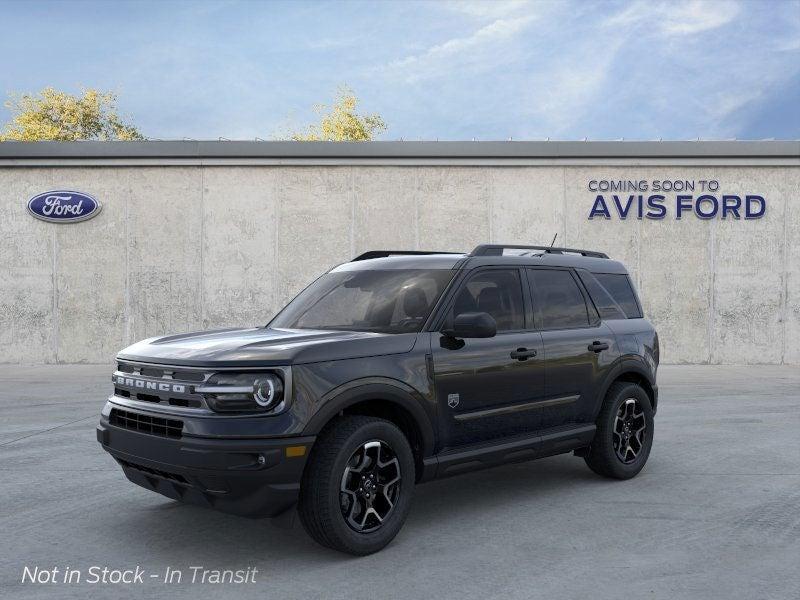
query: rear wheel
[
  {"left": 584, "top": 382, "right": 654, "bottom": 479},
  {"left": 298, "top": 416, "right": 415, "bottom": 555}
]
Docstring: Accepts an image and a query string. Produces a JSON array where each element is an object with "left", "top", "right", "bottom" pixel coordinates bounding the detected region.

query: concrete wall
[{"left": 1, "top": 164, "right": 798, "bottom": 364}]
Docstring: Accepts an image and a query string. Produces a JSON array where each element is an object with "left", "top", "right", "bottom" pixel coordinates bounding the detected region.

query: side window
[
  {"left": 593, "top": 273, "right": 643, "bottom": 319},
  {"left": 529, "top": 269, "right": 590, "bottom": 329},
  {"left": 576, "top": 270, "right": 627, "bottom": 320},
  {"left": 448, "top": 269, "right": 525, "bottom": 331}
]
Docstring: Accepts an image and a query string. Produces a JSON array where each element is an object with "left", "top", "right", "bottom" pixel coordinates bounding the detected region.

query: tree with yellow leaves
[
  {"left": 291, "top": 87, "right": 386, "bottom": 141},
  {"left": 0, "top": 87, "right": 143, "bottom": 141}
]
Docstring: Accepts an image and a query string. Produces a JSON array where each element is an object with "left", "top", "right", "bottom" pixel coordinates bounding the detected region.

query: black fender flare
[
  {"left": 301, "top": 378, "right": 436, "bottom": 458},
  {"left": 592, "top": 357, "right": 657, "bottom": 420}
]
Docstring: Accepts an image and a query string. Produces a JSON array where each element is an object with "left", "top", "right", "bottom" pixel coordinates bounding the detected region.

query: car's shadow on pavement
[{"left": 114, "top": 453, "right": 600, "bottom": 562}]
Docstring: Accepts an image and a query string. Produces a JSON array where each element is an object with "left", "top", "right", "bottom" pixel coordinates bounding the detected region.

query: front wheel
[
  {"left": 584, "top": 382, "right": 654, "bottom": 479},
  {"left": 298, "top": 416, "right": 415, "bottom": 555}
]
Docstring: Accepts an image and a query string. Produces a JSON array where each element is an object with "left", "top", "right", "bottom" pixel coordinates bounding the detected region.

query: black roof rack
[
  {"left": 470, "top": 244, "right": 609, "bottom": 259},
  {"left": 351, "top": 250, "right": 463, "bottom": 262}
]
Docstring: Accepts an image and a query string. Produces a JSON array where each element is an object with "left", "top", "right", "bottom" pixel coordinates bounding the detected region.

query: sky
[{"left": 1, "top": 0, "right": 799, "bottom": 140}]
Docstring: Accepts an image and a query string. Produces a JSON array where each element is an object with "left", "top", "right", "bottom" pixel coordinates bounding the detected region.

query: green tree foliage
[
  {"left": 0, "top": 87, "right": 144, "bottom": 141},
  {"left": 291, "top": 87, "right": 386, "bottom": 141}
]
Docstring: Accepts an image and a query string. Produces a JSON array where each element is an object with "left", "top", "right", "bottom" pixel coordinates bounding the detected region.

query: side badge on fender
[{"left": 447, "top": 393, "right": 460, "bottom": 409}]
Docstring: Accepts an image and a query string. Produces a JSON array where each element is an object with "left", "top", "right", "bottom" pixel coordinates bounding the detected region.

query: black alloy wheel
[
  {"left": 340, "top": 440, "right": 401, "bottom": 532},
  {"left": 298, "top": 416, "right": 415, "bottom": 555},
  {"left": 613, "top": 398, "right": 648, "bottom": 464},
  {"left": 583, "top": 381, "right": 654, "bottom": 480}
]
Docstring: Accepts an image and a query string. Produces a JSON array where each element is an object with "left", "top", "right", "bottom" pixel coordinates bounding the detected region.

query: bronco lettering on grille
[{"left": 113, "top": 375, "right": 186, "bottom": 394}]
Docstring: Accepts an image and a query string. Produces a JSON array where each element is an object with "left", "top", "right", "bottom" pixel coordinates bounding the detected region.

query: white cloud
[
  {"left": 518, "top": 0, "right": 752, "bottom": 137},
  {"left": 595, "top": 0, "right": 799, "bottom": 137},
  {"left": 661, "top": 0, "right": 740, "bottom": 35},
  {"left": 306, "top": 36, "right": 360, "bottom": 50},
  {"left": 606, "top": 0, "right": 740, "bottom": 36},
  {"left": 524, "top": 36, "right": 627, "bottom": 135},
  {"left": 440, "top": 0, "right": 535, "bottom": 19},
  {"left": 385, "top": 15, "right": 535, "bottom": 82},
  {"left": 375, "top": 0, "right": 796, "bottom": 139}
]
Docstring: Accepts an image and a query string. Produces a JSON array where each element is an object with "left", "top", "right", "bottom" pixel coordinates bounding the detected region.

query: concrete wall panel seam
[
  {"left": 124, "top": 176, "right": 131, "bottom": 346},
  {"left": 413, "top": 169, "right": 420, "bottom": 250},
  {"left": 708, "top": 220, "right": 716, "bottom": 364},
  {"left": 487, "top": 170, "right": 494, "bottom": 243},
  {"left": 200, "top": 167, "right": 206, "bottom": 328},
  {"left": 273, "top": 173, "right": 281, "bottom": 310},
  {"left": 562, "top": 167, "right": 567, "bottom": 246},
  {"left": 781, "top": 191, "right": 788, "bottom": 364},
  {"left": 636, "top": 211, "right": 642, "bottom": 294},
  {"left": 350, "top": 168, "right": 356, "bottom": 258},
  {"left": 51, "top": 225, "right": 58, "bottom": 363}
]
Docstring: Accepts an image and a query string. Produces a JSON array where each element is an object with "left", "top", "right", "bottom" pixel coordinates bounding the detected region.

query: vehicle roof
[{"left": 332, "top": 251, "right": 630, "bottom": 275}]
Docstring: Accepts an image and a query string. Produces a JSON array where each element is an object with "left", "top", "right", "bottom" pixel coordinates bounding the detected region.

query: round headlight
[
  {"left": 253, "top": 378, "right": 277, "bottom": 407},
  {"left": 201, "top": 372, "right": 284, "bottom": 413}
]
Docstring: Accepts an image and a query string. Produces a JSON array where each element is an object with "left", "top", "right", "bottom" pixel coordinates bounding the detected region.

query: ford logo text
[{"left": 27, "top": 190, "right": 102, "bottom": 223}]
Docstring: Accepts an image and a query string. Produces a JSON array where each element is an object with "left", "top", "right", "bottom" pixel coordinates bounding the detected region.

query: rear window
[
  {"left": 592, "top": 273, "right": 643, "bottom": 319},
  {"left": 528, "top": 269, "right": 590, "bottom": 329}
]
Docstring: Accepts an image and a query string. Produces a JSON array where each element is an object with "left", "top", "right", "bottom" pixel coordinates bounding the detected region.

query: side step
[{"left": 423, "top": 423, "right": 596, "bottom": 480}]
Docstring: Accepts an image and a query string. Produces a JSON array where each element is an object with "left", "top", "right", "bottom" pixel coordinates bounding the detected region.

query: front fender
[{"left": 301, "top": 378, "right": 436, "bottom": 458}]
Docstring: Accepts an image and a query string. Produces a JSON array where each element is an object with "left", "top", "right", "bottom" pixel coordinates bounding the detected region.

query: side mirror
[{"left": 442, "top": 312, "right": 497, "bottom": 339}]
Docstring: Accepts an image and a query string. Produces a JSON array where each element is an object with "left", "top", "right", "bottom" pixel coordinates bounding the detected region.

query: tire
[
  {"left": 298, "top": 416, "right": 415, "bottom": 555},
  {"left": 584, "top": 382, "right": 654, "bottom": 480}
]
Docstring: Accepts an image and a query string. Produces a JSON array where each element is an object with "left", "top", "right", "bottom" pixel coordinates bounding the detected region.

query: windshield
[{"left": 270, "top": 269, "right": 456, "bottom": 334}]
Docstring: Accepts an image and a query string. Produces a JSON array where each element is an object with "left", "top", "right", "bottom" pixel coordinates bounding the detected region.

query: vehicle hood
[{"left": 116, "top": 327, "right": 418, "bottom": 367}]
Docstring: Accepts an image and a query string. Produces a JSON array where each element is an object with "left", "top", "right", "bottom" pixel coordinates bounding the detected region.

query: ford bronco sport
[{"left": 97, "top": 244, "right": 658, "bottom": 555}]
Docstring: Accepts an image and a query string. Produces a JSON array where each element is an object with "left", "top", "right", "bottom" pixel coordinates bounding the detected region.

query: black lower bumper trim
[{"left": 98, "top": 421, "right": 315, "bottom": 518}]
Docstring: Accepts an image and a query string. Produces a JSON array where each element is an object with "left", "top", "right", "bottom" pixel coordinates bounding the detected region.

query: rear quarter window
[
  {"left": 592, "top": 273, "right": 643, "bottom": 319},
  {"left": 576, "top": 271, "right": 626, "bottom": 320}
]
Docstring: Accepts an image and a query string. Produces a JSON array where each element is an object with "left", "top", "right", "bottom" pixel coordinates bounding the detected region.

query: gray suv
[{"left": 97, "top": 244, "right": 658, "bottom": 555}]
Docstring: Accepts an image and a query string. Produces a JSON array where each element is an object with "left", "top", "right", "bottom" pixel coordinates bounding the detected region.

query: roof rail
[
  {"left": 351, "top": 250, "right": 462, "bottom": 262},
  {"left": 470, "top": 244, "right": 609, "bottom": 259}
]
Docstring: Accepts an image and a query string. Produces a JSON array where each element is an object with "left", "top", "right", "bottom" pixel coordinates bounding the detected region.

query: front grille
[
  {"left": 113, "top": 361, "right": 210, "bottom": 410},
  {"left": 109, "top": 408, "right": 183, "bottom": 439},
  {"left": 133, "top": 364, "right": 205, "bottom": 382},
  {"left": 114, "top": 387, "right": 202, "bottom": 408},
  {"left": 117, "top": 458, "right": 189, "bottom": 484},
  {"left": 136, "top": 392, "right": 161, "bottom": 403}
]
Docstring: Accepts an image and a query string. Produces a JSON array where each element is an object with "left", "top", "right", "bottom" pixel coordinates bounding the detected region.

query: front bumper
[{"left": 97, "top": 416, "right": 314, "bottom": 518}]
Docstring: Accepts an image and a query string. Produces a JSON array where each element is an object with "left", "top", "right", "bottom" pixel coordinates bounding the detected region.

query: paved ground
[{"left": 1, "top": 364, "right": 799, "bottom": 600}]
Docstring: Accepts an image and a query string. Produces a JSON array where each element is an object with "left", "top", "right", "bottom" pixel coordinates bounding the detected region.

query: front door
[{"left": 431, "top": 268, "right": 545, "bottom": 447}]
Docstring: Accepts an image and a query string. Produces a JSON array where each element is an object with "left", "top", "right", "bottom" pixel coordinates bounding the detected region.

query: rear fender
[{"left": 592, "top": 357, "right": 657, "bottom": 420}]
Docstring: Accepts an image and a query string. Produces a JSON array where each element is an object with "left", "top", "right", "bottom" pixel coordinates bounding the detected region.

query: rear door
[
  {"left": 431, "top": 267, "right": 545, "bottom": 447},
  {"left": 526, "top": 268, "right": 617, "bottom": 429}
]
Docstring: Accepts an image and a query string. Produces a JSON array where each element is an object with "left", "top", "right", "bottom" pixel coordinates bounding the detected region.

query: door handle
[
  {"left": 588, "top": 341, "right": 609, "bottom": 352},
  {"left": 510, "top": 347, "right": 538, "bottom": 361}
]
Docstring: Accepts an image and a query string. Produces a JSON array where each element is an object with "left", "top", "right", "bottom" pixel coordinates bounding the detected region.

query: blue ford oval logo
[{"left": 27, "top": 190, "right": 101, "bottom": 223}]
